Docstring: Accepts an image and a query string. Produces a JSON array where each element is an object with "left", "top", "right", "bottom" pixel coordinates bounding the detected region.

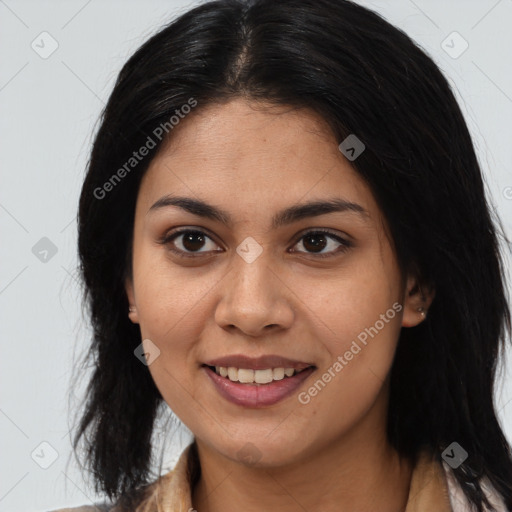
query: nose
[{"left": 214, "top": 253, "right": 295, "bottom": 337}]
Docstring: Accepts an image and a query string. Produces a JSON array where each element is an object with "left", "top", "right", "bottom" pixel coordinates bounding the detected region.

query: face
[{"left": 126, "top": 98, "right": 427, "bottom": 467}]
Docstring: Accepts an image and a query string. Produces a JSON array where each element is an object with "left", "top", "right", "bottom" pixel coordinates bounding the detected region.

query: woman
[{"left": 55, "top": 0, "right": 512, "bottom": 510}]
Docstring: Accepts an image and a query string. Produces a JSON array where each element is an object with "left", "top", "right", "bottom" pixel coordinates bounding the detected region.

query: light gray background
[{"left": 1, "top": 0, "right": 511, "bottom": 510}]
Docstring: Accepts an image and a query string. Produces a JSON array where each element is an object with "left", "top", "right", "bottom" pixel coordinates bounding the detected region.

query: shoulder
[
  {"left": 48, "top": 443, "right": 196, "bottom": 512},
  {"left": 48, "top": 506, "right": 111, "bottom": 512},
  {"left": 442, "top": 460, "right": 508, "bottom": 512}
]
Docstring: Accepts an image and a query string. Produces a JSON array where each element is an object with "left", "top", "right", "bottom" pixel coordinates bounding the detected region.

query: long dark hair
[{"left": 72, "top": 0, "right": 512, "bottom": 510}]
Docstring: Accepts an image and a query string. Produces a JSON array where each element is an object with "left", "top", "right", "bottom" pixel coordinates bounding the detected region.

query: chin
[{"left": 206, "top": 432, "right": 310, "bottom": 469}]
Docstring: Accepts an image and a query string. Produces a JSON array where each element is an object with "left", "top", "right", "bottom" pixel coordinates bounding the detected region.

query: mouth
[{"left": 201, "top": 355, "right": 316, "bottom": 407}]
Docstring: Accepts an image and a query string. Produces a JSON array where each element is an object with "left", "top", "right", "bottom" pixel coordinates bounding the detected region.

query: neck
[{"left": 191, "top": 421, "right": 413, "bottom": 512}]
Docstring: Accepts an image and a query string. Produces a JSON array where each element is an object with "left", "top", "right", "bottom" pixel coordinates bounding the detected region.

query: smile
[{"left": 201, "top": 355, "right": 316, "bottom": 407}]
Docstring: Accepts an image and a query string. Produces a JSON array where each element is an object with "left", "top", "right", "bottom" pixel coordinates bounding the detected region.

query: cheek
[
  {"left": 291, "top": 257, "right": 403, "bottom": 410},
  {"left": 133, "top": 242, "right": 218, "bottom": 340},
  {"left": 295, "top": 311, "right": 401, "bottom": 445},
  {"left": 291, "top": 257, "right": 402, "bottom": 357},
  {"left": 131, "top": 257, "right": 227, "bottom": 409}
]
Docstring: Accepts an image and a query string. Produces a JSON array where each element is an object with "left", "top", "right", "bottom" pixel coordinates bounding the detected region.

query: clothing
[{"left": 50, "top": 442, "right": 508, "bottom": 512}]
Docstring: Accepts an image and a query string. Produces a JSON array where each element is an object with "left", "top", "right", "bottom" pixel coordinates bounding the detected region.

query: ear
[
  {"left": 401, "top": 273, "right": 435, "bottom": 328},
  {"left": 125, "top": 277, "right": 139, "bottom": 324}
]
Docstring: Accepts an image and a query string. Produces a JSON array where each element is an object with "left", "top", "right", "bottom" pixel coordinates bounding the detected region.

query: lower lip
[{"left": 203, "top": 365, "right": 316, "bottom": 408}]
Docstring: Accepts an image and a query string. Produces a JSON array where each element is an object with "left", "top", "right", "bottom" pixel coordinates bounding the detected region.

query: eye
[
  {"left": 160, "top": 229, "right": 221, "bottom": 258},
  {"left": 159, "top": 228, "right": 352, "bottom": 259},
  {"left": 291, "top": 229, "right": 352, "bottom": 258}
]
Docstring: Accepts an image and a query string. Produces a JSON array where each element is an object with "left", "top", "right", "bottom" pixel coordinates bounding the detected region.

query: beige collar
[{"left": 132, "top": 442, "right": 454, "bottom": 512}]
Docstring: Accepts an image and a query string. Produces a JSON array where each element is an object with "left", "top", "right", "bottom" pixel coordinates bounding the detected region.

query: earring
[
  {"left": 417, "top": 306, "right": 426, "bottom": 318},
  {"left": 129, "top": 306, "right": 136, "bottom": 313}
]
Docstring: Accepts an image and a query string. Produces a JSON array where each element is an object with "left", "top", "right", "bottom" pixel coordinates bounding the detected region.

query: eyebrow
[{"left": 148, "top": 195, "right": 369, "bottom": 229}]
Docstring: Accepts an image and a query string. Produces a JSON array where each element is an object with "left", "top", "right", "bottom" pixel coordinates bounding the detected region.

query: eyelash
[{"left": 158, "top": 228, "right": 352, "bottom": 259}]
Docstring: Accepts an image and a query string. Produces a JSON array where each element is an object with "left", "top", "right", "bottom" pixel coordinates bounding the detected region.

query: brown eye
[
  {"left": 292, "top": 230, "right": 352, "bottom": 258},
  {"left": 180, "top": 231, "right": 207, "bottom": 252},
  {"left": 161, "top": 229, "right": 222, "bottom": 258},
  {"left": 302, "top": 233, "right": 328, "bottom": 252}
]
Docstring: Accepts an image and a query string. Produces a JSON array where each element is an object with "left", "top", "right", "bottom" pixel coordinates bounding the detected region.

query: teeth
[
  {"left": 238, "top": 368, "right": 254, "bottom": 383},
  {"left": 213, "top": 366, "right": 308, "bottom": 383},
  {"left": 254, "top": 369, "right": 273, "bottom": 384},
  {"left": 228, "top": 367, "right": 238, "bottom": 381},
  {"left": 273, "top": 367, "right": 285, "bottom": 380}
]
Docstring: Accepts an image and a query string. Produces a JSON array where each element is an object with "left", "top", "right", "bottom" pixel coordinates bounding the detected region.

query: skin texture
[{"left": 125, "top": 98, "right": 434, "bottom": 512}]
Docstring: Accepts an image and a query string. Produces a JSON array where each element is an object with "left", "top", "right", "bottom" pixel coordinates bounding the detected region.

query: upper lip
[{"left": 203, "top": 354, "right": 314, "bottom": 371}]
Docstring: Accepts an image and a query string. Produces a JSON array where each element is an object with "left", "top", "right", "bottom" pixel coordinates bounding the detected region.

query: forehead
[{"left": 137, "top": 98, "right": 377, "bottom": 225}]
